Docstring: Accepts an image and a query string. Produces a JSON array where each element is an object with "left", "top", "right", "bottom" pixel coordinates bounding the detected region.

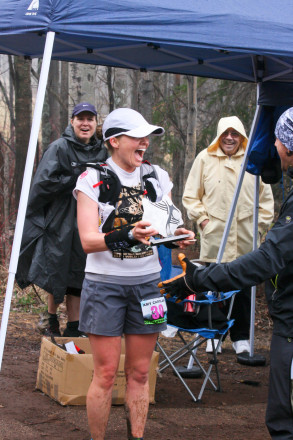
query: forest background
[{"left": 0, "top": 56, "right": 291, "bottom": 271}]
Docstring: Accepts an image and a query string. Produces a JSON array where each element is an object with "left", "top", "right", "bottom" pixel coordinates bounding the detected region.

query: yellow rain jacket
[{"left": 183, "top": 146, "right": 274, "bottom": 262}]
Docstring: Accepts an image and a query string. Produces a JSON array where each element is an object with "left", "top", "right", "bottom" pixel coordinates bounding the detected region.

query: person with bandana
[{"left": 160, "top": 107, "right": 293, "bottom": 439}]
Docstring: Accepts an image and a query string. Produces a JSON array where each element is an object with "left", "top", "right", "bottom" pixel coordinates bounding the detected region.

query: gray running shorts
[{"left": 79, "top": 277, "right": 167, "bottom": 336}]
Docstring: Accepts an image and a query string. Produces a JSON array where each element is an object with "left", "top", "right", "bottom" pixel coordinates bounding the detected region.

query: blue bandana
[{"left": 275, "top": 108, "right": 293, "bottom": 152}]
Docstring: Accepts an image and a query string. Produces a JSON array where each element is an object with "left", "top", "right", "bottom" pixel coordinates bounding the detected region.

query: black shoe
[
  {"left": 63, "top": 327, "right": 87, "bottom": 338},
  {"left": 43, "top": 322, "right": 61, "bottom": 337},
  {"left": 42, "top": 314, "right": 61, "bottom": 337},
  {"left": 63, "top": 321, "right": 87, "bottom": 338}
]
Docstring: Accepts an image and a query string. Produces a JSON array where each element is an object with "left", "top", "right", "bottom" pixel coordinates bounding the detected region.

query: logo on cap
[{"left": 72, "top": 102, "right": 97, "bottom": 117}]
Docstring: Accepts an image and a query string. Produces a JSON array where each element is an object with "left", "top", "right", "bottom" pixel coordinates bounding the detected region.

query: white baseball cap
[{"left": 102, "top": 108, "right": 165, "bottom": 141}]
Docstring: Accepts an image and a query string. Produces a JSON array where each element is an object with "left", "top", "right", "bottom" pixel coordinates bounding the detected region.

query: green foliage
[
  {"left": 153, "top": 81, "right": 188, "bottom": 156},
  {"left": 12, "top": 286, "right": 47, "bottom": 314}
]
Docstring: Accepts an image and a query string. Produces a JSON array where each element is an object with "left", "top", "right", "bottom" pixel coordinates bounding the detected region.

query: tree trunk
[
  {"left": 48, "top": 61, "right": 60, "bottom": 142},
  {"left": 139, "top": 71, "right": 154, "bottom": 162},
  {"left": 60, "top": 61, "right": 69, "bottom": 130},
  {"left": 3, "top": 144, "right": 10, "bottom": 267},
  {"left": 171, "top": 75, "right": 185, "bottom": 212},
  {"left": 130, "top": 70, "right": 139, "bottom": 111},
  {"left": 14, "top": 56, "right": 32, "bottom": 208},
  {"left": 41, "top": 61, "right": 67, "bottom": 154},
  {"left": 107, "top": 67, "right": 114, "bottom": 112},
  {"left": 151, "top": 72, "right": 165, "bottom": 167},
  {"left": 183, "top": 76, "right": 197, "bottom": 228},
  {"left": 69, "top": 63, "right": 97, "bottom": 115},
  {"left": 41, "top": 91, "right": 50, "bottom": 153}
]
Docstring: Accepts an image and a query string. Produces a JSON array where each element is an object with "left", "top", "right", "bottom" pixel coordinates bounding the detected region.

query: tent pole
[
  {"left": 224, "top": 84, "right": 266, "bottom": 366},
  {"left": 185, "top": 84, "right": 262, "bottom": 370},
  {"left": 215, "top": 91, "right": 262, "bottom": 264},
  {"left": 250, "top": 175, "right": 260, "bottom": 357},
  {"left": 0, "top": 31, "right": 56, "bottom": 371}
]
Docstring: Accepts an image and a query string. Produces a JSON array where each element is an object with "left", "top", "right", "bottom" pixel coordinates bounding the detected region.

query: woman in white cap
[
  {"left": 183, "top": 116, "right": 274, "bottom": 354},
  {"left": 74, "top": 108, "right": 194, "bottom": 440},
  {"left": 160, "top": 107, "right": 293, "bottom": 440}
]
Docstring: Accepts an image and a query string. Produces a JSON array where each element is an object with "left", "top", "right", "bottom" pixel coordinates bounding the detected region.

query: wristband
[{"left": 104, "top": 226, "right": 139, "bottom": 251}]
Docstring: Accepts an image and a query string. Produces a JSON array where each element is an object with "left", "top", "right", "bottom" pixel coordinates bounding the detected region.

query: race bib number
[{"left": 140, "top": 297, "right": 167, "bottom": 325}]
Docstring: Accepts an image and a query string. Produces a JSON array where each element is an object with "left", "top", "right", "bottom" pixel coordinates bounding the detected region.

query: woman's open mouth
[{"left": 135, "top": 148, "right": 146, "bottom": 160}]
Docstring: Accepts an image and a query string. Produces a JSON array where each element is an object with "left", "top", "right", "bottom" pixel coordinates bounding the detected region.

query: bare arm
[{"left": 77, "top": 191, "right": 107, "bottom": 253}]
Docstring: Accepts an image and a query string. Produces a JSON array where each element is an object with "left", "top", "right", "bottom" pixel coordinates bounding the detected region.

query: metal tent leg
[{"left": 0, "top": 31, "right": 56, "bottom": 371}]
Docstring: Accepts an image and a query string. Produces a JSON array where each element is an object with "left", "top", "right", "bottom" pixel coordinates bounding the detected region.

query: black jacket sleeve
[
  {"left": 26, "top": 142, "right": 81, "bottom": 214},
  {"left": 193, "top": 191, "right": 293, "bottom": 293}
]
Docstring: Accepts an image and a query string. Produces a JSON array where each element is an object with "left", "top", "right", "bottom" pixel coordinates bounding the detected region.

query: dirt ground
[{"left": 0, "top": 292, "right": 273, "bottom": 440}]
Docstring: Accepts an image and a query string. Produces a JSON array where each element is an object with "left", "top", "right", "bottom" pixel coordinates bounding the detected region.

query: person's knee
[
  {"left": 125, "top": 364, "right": 149, "bottom": 386},
  {"left": 93, "top": 364, "right": 117, "bottom": 390}
]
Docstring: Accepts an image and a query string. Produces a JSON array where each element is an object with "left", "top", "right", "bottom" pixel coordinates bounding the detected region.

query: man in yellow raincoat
[{"left": 183, "top": 116, "right": 274, "bottom": 354}]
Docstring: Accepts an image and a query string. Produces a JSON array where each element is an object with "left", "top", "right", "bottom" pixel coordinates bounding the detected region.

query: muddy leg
[{"left": 124, "top": 333, "right": 158, "bottom": 439}]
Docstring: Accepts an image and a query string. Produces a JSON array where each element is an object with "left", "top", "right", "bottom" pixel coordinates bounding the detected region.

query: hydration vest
[{"left": 77, "top": 160, "right": 161, "bottom": 233}]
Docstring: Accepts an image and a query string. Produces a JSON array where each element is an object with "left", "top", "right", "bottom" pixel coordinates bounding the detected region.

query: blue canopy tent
[{"left": 1, "top": 0, "right": 293, "bottom": 368}]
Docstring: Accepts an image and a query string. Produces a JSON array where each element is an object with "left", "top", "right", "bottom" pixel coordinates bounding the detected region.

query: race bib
[{"left": 140, "top": 297, "right": 167, "bottom": 325}]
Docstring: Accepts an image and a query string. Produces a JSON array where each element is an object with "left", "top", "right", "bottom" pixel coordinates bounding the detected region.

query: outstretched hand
[{"left": 158, "top": 253, "right": 198, "bottom": 302}]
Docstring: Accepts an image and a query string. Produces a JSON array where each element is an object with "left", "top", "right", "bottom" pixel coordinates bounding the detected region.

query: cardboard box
[{"left": 36, "top": 337, "right": 159, "bottom": 406}]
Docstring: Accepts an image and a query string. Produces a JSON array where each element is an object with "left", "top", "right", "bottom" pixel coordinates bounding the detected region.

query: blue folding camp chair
[{"left": 156, "top": 289, "right": 239, "bottom": 403}]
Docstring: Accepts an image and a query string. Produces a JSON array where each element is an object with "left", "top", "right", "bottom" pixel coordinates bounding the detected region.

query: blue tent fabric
[
  {"left": 246, "top": 81, "right": 293, "bottom": 176},
  {"left": 247, "top": 106, "right": 284, "bottom": 176},
  {"left": 1, "top": 1, "right": 293, "bottom": 83},
  {"left": 158, "top": 245, "right": 172, "bottom": 281},
  {"left": 2, "top": 1, "right": 293, "bottom": 174}
]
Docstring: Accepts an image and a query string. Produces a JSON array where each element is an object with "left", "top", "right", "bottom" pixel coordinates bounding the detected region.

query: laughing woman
[{"left": 74, "top": 108, "right": 194, "bottom": 440}]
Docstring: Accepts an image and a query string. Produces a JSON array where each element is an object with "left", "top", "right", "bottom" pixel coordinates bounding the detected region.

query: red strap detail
[
  {"left": 143, "top": 190, "right": 148, "bottom": 195},
  {"left": 93, "top": 181, "right": 103, "bottom": 188},
  {"left": 142, "top": 159, "right": 151, "bottom": 165}
]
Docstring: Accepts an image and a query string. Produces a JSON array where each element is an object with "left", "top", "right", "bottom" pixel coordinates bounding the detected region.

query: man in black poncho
[
  {"left": 16, "top": 102, "right": 108, "bottom": 337},
  {"left": 159, "top": 107, "right": 293, "bottom": 439}
]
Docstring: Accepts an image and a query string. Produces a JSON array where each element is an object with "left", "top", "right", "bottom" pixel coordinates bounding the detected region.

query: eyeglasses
[{"left": 221, "top": 130, "right": 240, "bottom": 138}]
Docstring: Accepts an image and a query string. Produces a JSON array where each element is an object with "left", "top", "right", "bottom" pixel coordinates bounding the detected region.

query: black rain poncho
[{"left": 16, "top": 124, "right": 108, "bottom": 304}]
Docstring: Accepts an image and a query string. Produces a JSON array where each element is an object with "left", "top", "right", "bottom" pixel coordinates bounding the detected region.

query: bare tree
[
  {"left": 48, "top": 61, "right": 61, "bottom": 142},
  {"left": 69, "top": 63, "right": 97, "bottom": 115},
  {"left": 107, "top": 67, "right": 115, "bottom": 112},
  {"left": 139, "top": 71, "right": 154, "bottom": 162},
  {"left": 130, "top": 70, "right": 139, "bottom": 111},
  {"left": 13, "top": 56, "right": 32, "bottom": 207},
  {"left": 60, "top": 61, "right": 69, "bottom": 130},
  {"left": 1, "top": 141, "right": 11, "bottom": 266},
  {"left": 183, "top": 76, "right": 197, "bottom": 228},
  {"left": 41, "top": 60, "right": 61, "bottom": 152},
  {"left": 196, "top": 79, "right": 256, "bottom": 152}
]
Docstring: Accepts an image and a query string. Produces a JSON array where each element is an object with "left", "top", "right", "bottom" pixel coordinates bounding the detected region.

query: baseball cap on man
[
  {"left": 275, "top": 107, "right": 293, "bottom": 152},
  {"left": 102, "top": 108, "right": 164, "bottom": 141},
  {"left": 72, "top": 102, "right": 97, "bottom": 117}
]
